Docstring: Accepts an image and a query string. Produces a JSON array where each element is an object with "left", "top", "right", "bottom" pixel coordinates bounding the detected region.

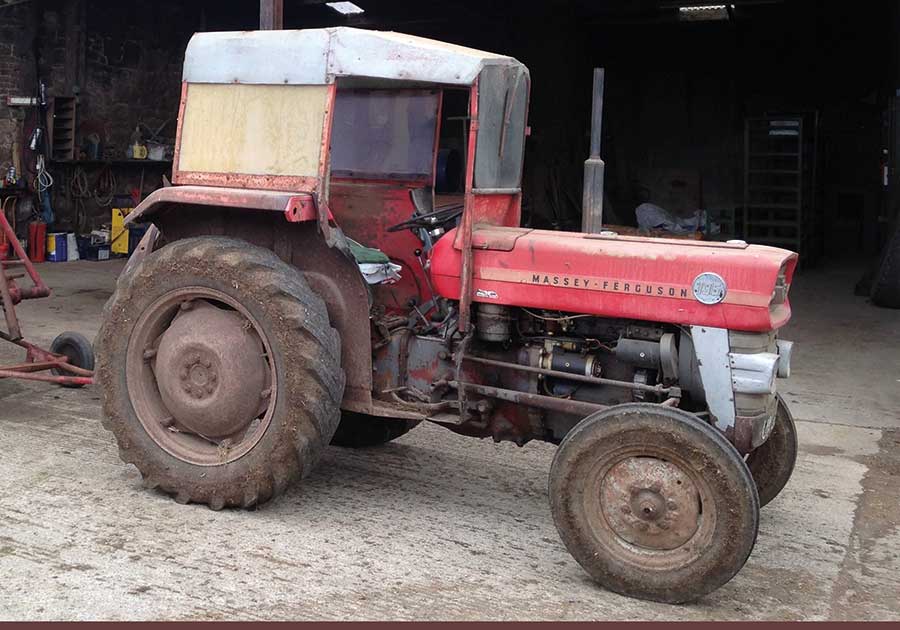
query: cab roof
[{"left": 183, "top": 27, "right": 527, "bottom": 87}]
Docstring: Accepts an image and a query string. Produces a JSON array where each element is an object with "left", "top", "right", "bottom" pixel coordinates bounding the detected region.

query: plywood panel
[{"left": 178, "top": 83, "right": 328, "bottom": 177}]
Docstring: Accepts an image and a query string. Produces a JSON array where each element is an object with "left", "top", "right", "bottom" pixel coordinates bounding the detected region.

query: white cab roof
[{"left": 183, "top": 27, "right": 525, "bottom": 87}]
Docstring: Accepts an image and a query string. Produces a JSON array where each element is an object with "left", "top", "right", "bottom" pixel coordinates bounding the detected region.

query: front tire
[
  {"left": 746, "top": 395, "right": 798, "bottom": 507},
  {"left": 549, "top": 403, "right": 759, "bottom": 604},
  {"left": 96, "top": 236, "right": 344, "bottom": 509}
]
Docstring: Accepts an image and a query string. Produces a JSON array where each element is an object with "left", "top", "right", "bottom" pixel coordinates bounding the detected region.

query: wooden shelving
[{"left": 48, "top": 96, "right": 77, "bottom": 162}]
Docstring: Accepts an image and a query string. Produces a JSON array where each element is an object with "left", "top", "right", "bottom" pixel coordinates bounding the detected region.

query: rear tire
[
  {"left": 549, "top": 403, "right": 759, "bottom": 604},
  {"left": 746, "top": 395, "right": 798, "bottom": 507},
  {"left": 331, "top": 412, "right": 420, "bottom": 448},
  {"left": 96, "top": 236, "right": 344, "bottom": 509}
]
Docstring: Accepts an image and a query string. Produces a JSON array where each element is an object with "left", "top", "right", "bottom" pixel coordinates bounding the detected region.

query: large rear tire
[
  {"left": 746, "top": 395, "right": 798, "bottom": 507},
  {"left": 96, "top": 236, "right": 344, "bottom": 509},
  {"left": 331, "top": 412, "right": 420, "bottom": 448},
  {"left": 549, "top": 403, "right": 759, "bottom": 604}
]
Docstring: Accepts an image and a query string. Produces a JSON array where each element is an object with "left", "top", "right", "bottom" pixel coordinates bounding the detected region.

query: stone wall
[{"left": 0, "top": 2, "right": 37, "bottom": 168}]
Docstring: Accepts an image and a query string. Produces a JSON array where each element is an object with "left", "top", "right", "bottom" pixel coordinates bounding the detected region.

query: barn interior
[{"left": 0, "top": 0, "right": 898, "bottom": 621}]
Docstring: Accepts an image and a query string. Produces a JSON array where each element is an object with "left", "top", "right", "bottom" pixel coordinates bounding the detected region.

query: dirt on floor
[{"left": 0, "top": 259, "right": 898, "bottom": 621}]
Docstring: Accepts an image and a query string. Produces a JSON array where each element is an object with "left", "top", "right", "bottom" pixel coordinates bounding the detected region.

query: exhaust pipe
[{"left": 582, "top": 68, "right": 606, "bottom": 234}]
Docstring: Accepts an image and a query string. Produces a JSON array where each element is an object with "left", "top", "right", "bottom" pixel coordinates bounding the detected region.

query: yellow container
[{"left": 111, "top": 207, "right": 132, "bottom": 255}]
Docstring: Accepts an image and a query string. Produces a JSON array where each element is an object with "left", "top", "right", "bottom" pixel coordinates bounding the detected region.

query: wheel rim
[
  {"left": 587, "top": 446, "right": 717, "bottom": 569},
  {"left": 125, "top": 287, "right": 276, "bottom": 466}
]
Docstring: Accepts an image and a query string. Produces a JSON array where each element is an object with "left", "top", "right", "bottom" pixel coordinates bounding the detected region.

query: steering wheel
[{"left": 387, "top": 204, "right": 464, "bottom": 233}]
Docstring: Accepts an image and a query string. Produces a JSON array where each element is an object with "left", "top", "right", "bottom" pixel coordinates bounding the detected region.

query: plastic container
[
  {"left": 46, "top": 232, "right": 68, "bottom": 262},
  {"left": 76, "top": 235, "right": 111, "bottom": 261},
  {"left": 66, "top": 233, "right": 80, "bottom": 261},
  {"left": 128, "top": 224, "right": 148, "bottom": 255}
]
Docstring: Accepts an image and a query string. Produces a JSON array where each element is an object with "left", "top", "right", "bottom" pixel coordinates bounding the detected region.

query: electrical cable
[
  {"left": 33, "top": 154, "right": 53, "bottom": 192},
  {"left": 93, "top": 165, "right": 116, "bottom": 207},
  {"left": 69, "top": 166, "right": 90, "bottom": 233}
]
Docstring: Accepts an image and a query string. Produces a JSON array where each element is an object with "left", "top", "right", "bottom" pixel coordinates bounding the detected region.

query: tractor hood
[{"left": 430, "top": 226, "right": 798, "bottom": 332}]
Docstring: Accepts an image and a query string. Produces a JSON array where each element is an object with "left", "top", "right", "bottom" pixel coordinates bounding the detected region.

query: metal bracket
[{"left": 689, "top": 326, "right": 735, "bottom": 433}]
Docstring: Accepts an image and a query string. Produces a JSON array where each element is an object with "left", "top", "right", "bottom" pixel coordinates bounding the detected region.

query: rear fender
[{"left": 126, "top": 195, "right": 374, "bottom": 413}]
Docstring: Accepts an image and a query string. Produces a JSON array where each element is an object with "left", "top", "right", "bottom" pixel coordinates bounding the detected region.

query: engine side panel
[{"left": 431, "top": 226, "right": 797, "bottom": 332}]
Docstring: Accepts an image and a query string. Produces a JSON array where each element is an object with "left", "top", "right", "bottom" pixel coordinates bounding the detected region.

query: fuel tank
[{"left": 430, "top": 226, "right": 798, "bottom": 332}]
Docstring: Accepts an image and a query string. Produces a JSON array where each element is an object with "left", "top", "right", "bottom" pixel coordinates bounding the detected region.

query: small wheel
[
  {"left": 50, "top": 331, "right": 95, "bottom": 388},
  {"left": 746, "top": 395, "right": 798, "bottom": 507},
  {"left": 549, "top": 403, "right": 759, "bottom": 604},
  {"left": 331, "top": 411, "right": 420, "bottom": 448},
  {"left": 95, "top": 236, "right": 344, "bottom": 509}
]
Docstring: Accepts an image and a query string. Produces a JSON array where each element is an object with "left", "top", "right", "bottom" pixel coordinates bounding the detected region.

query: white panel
[
  {"left": 183, "top": 30, "right": 330, "bottom": 85},
  {"left": 182, "top": 27, "right": 524, "bottom": 87}
]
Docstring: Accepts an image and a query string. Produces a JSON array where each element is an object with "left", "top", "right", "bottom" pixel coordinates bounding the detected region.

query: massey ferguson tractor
[{"left": 96, "top": 28, "right": 799, "bottom": 604}]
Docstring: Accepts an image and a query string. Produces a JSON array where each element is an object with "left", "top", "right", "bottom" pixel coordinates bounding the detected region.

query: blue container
[{"left": 46, "top": 233, "right": 68, "bottom": 262}]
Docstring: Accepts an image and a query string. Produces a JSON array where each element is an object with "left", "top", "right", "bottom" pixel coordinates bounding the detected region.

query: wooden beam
[{"left": 260, "top": 0, "right": 284, "bottom": 30}]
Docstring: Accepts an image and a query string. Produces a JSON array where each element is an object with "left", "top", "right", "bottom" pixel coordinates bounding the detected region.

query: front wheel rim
[{"left": 585, "top": 445, "right": 718, "bottom": 570}]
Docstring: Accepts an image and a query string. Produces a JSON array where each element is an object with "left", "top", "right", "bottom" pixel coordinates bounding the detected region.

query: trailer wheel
[
  {"left": 95, "top": 236, "right": 344, "bottom": 509},
  {"left": 331, "top": 412, "right": 420, "bottom": 448},
  {"left": 746, "top": 395, "right": 797, "bottom": 507},
  {"left": 549, "top": 403, "right": 759, "bottom": 604},
  {"left": 50, "top": 331, "right": 95, "bottom": 388}
]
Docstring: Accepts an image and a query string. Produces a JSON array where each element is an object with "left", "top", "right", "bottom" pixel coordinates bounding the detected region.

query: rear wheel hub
[
  {"left": 155, "top": 301, "right": 267, "bottom": 439},
  {"left": 126, "top": 288, "right": 276, "bottom": 466}
]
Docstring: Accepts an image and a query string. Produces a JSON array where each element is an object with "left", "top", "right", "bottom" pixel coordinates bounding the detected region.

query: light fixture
[
  {"left": 326, "top": 1, "right": 364, "bottom": 15},
  {"left": 677, "top": 4, "right": 734, "bottom": 21}
]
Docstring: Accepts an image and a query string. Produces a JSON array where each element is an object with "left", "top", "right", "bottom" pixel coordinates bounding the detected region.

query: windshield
[{"left": 330, "top": 89, "right": 439, "bottom": 180}]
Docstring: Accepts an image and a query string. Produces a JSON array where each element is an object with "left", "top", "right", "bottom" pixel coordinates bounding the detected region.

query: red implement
[{"left": 0, "top": 211, "right": 94, "bottom": 387}]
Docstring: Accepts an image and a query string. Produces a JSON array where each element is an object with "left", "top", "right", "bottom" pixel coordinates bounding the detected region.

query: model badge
[
  {"left": 475, "top": 289, "right": 499, "bottom": 299},
  {"left": 692, "top": 272, "right": 727, "bottom": 305}
]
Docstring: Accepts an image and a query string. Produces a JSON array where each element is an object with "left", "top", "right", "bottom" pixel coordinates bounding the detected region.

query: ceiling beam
[{"left": 260, "top": 0, "right": 284, "bottom": 29}]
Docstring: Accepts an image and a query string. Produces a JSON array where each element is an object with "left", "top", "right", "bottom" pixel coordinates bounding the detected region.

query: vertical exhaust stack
[{"left": 582, "top": 68, "right": 606, "bottom": 234}]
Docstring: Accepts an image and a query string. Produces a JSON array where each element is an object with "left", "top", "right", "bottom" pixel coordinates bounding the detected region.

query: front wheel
[
  {"left": 96, "top": 236, "right": 344, "bottom": 509},
  {"left": 746, "top": 395, "right": 798, "bottom": 507},
  {"left": 549, "top": 403, "right": 759, "bottom": 604}
]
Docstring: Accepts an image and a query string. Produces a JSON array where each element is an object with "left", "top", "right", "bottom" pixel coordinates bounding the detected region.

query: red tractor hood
[{"left": 430, "top": 226, "right": 798, "bottom": 332}]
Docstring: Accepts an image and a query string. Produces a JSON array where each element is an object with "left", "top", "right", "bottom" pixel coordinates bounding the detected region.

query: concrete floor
[{"left": 1, "top": 259, "right": 898, "bottom": 621}]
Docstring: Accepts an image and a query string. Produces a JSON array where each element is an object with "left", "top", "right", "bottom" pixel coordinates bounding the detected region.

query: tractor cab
[{"left": 173, "top": 27, "right": 529, "bottom": 314}]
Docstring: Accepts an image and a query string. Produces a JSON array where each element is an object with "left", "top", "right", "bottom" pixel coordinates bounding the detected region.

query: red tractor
[{"left": 97, "top": 28, "right": 798, "bottom": 603}]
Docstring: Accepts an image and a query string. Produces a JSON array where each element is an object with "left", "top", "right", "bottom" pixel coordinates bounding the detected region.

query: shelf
[
  {"left": 50, "top": 159, "right": 173, "bottom": 166},
  {"left": 744, "top": 203, "right": 802, "bottom": 210}
]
